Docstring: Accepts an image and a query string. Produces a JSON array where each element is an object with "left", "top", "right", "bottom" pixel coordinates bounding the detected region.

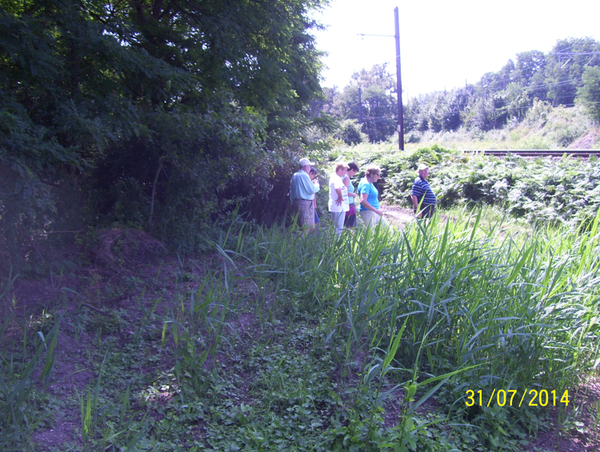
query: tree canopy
[
  {"left": 0, "top": 0, "right": 329, "bottom": 270},
  {"left": 326, "top": 37, "right": 600, "bottom": 141},
  {"left": 577, "top": 66, "right": 600, "bottom": 123}
]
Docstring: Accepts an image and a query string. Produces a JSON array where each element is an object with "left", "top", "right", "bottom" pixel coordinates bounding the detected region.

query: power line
[{"left": 552, "top": 52, "right": 600, "bottom": 57}]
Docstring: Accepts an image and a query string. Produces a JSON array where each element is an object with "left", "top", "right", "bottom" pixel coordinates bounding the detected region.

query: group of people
[{"left": 289, "top": 157, "right": 436, "bottom": 233}]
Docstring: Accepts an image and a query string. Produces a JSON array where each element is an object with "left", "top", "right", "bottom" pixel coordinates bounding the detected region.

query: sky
[{"left": 312, "top": 0, "right": 600, "bottom": 99}]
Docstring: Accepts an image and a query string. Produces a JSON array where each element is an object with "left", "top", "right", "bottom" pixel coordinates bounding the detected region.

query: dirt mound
[
  {"left": 95, "top": 228, "right": 166, "bottom": 269},
  {"left": 569, "top": 128, "right": 600, "bottom": 149}
]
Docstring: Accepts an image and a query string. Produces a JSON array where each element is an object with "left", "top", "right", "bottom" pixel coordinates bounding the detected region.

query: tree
[
  {"left": 514, "top": 51, "right": 546, "bottom": 86},
  {"left": 403, "top": 97, "right": 423, "bottom": 133},
  {"left": 545, "top": 37, "right": 600, "bottom": 107},
  {"left": 479, "top": 60, "right": 515, "bottom": 94},
  {"left": 334, "top": 120, "right": 365, "bottom": 145},
  {"left": 514, "top": 50, "right": 547, "bottom": 101},
  {"left": 576, "top": 66, "right": 600, "bottom": 123},
  {"left": 402, "top": 85, "right": 474, "bottom": 134},
  {"left": 0, "top": 0, "right": 329, "bottom": 268},
  {"left": 503, "top": 83, "right": 531, "bottom": 122},
  {"left": 336, "top": 64, "right": 397, "bottom": 142},
  {"left": 463, "top": 96, "right": 502, "bottom": 132},
  {"left": 439, "top": 87, "right": 474, "bottom": 131}
]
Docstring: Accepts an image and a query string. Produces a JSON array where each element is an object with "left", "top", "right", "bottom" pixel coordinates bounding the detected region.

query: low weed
[{"left": 0, "top": 318, "right": 60, "bottom": 451}]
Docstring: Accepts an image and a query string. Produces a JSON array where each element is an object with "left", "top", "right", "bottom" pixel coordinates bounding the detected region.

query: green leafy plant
[{"left": 0, "top": 318, "right": 60, "bottom": 451}]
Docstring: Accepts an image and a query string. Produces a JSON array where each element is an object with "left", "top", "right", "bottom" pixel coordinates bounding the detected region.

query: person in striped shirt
[{"left": 411, "top": 163, "right": 436, "bottom": 218}]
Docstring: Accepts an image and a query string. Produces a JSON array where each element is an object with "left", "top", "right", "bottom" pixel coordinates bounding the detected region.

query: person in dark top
[
  {"left": 411, "top": 163, "right": 436, "bottom": 218},
  {"left": 342, "top": 162, "right": 360, "bottom": 229}
]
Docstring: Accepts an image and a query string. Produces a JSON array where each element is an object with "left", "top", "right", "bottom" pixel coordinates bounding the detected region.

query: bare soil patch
[{"left": 380, "top": 204, "right": 417, "bottom": 228}]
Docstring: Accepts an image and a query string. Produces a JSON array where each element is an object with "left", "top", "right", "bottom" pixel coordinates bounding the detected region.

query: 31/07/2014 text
[{"left": 465, "top": 389, "right": 569, "bottom": 408}]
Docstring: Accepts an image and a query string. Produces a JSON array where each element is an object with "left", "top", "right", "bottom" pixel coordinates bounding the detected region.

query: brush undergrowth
[
  {"left": 1, "top": 206, "right": 599, "bottom": 451},
  {"left": 327, "top": 142, "right": 600, "bottom": 232}
]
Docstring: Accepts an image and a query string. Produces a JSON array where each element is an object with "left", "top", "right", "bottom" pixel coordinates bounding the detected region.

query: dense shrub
[
  {"left": 334, "top": 119, "right": 366, "bottom": 145},
  {"left": 0, "top": 0, "right": 329, "bottom": 271},
  {"left": 372, "top": 146, "right": 600, "bottom": 227}
]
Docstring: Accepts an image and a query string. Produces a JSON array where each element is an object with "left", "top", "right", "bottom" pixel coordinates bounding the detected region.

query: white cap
[
  {"left": 417, "top": 163, "right": 429, "bottom": 171},
  {"left": 299, "top": 157, "right": 314, "bottom": 167}
]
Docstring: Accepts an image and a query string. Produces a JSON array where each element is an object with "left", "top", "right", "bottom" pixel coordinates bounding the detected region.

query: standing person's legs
[
  {"left": 295, "top": 200, "right": 315, "bottom": 231},
  {"left": 360, "top": 210, "right": 381, "bottom": 227},
  {"left": 344, "top": 204, "right": 357, "bottom": 228},
  {"left": 421, "top": 204, "right": 435, "bottom": 218},
  {"left": 331, "top": 211, "right": 345, "bottom": 235}
]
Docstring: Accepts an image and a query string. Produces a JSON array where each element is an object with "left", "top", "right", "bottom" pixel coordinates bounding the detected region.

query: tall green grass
[
  {"left": 0, "top": 317, "right": 60, "bottom": 450},
  {"left": 234, "top": 207, "right": 600, "bottom": 399},
  {"left": 3, "top": 205, "right": 598, "bottom": 450}
]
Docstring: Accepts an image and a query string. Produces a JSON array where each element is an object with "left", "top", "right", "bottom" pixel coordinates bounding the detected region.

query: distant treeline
[{"left": 317, "top": 37, "right": 600, "bottom": 143}]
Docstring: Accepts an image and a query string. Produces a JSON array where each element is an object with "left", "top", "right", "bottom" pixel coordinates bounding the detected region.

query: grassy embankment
[
  {"left": 2, "top": 210, "right": 599, "bottom": 450},
  {"left": 1, "top": 141, "right": 600, "bottom": 451}
]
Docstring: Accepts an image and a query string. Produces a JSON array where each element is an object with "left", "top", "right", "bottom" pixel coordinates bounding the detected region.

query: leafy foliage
[
  {"left": 0, "top": 0, "right": 329, "bottom": 270},
  {"left": 577, "top": 66, "right": 600, "bottom": 124},
  {"left": 334, "top": 119, "right": 367, "bottom": 145},
  {"left": 372, "top": 146, "right": 600, "bottom": 228},
  {"left": 324, "top": 37, "right": 600, "bottom": 141}
]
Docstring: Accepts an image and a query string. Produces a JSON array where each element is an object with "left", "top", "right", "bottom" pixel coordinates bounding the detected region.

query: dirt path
[{"left": 380, "top": 204, "right": 416, "bottom": 228}]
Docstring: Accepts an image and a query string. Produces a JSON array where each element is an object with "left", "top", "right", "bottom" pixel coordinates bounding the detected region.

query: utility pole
[
  {"left": 358, "top": 86, "right": 363, "bottom": 124},
  {"left": 358, "top": 7, "right": 405, "bottom": 150},
  {"left": 394, "top": 7, "right": 404, "bottom": 150}
]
